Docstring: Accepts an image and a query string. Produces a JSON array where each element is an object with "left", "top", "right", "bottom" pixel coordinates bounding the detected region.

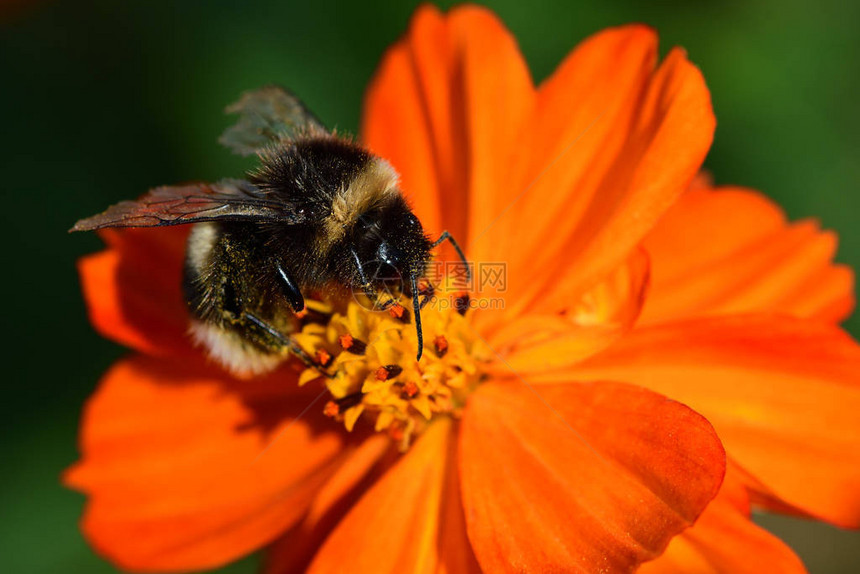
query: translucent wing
[
  {"left": 70, "top": 179, "right": 305, "bottom": 232},
  {"left": 219, "top": 85, "right": 326, "bottom": 156}
]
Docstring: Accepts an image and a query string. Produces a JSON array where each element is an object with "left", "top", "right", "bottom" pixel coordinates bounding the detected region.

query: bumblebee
[{"left": 72, "top": 86, "right": 466, "bottom": 375}]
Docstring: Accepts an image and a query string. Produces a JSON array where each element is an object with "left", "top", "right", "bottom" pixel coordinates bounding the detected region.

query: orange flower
[{"left": 66, "top": 5, "right": 859, "bottom": 574}]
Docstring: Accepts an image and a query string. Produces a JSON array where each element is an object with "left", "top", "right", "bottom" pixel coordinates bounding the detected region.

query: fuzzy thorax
[{"left": 323, "top": 157, "right": 400, "bottom": 246}]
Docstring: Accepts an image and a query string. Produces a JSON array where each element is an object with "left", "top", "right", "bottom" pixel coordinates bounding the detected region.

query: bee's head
[
  {"left": 351, "top": 196, "right": 431, "bottom": 287},
  {"left": 348, "top": 196, "right": 433, "bottom": 361}
]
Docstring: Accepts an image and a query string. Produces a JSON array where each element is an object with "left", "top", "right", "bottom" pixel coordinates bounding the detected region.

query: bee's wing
[
  {"left": 70, "top": 179, "right": 305, "bottom": 231},
  {"left": 219, "top": 85, "right": 326, "bottom": 156}
]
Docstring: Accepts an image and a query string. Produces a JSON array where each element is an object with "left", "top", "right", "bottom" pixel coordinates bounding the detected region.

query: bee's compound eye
[{"left": 377, "top": 241, "right": 403, "bottom": 269}]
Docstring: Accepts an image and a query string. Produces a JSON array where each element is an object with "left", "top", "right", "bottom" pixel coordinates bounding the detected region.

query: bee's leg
[
  {"left": 243, "top": 312, "right": 333, "bottom": 377},
  {"left": 431, "top": 230, "right": 471, "bottom": 282},
  {"left": 362, "top": 284, "right": 399, "bottom": 311},
  {"left": 275, "top": 262, "right": 305, "bottom": 312},
  {"left": 377, "top": 297, "right": 399, "bottom": 311},
  {"left": 350, "top": 248, "right": 372, "bottom": 286},
  {"left": 419, "top": 280, "right": 435, "bottom": 310},
  {"left": 351, "top": 248, "right": 399, "bottom": 310}
]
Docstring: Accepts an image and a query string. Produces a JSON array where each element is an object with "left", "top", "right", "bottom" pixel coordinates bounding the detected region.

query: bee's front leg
[
  {"left": 360, "top": 283, "right": 400, "bottom": 311},
  {"left": 351, "top": 248, "right": 399, "bottom": 311},
  {"left": 274, "top": 262, "right": 305, "bottom": 312},
  {"left": 243, "top": 312, "right": 333, "bottom": 377}
]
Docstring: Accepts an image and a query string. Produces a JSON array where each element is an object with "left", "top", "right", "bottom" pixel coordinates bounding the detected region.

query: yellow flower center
[{"left": 293, "top": 292, "right": 493, "bottom": 450}]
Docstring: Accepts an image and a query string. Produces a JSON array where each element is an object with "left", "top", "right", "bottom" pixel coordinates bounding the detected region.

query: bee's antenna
[
  {"left": 410, "top": 272, "right": 424, "bottom": 361},
  {"left": 431, "top": 230, "right": 470, "bottom": 282}
]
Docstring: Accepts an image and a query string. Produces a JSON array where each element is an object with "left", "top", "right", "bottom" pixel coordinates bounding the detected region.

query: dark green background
[{"left": 1, "top": 0, "right": 858, "bottom": 572}]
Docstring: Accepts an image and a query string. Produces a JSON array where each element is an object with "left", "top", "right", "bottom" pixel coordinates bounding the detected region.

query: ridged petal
[
  {"left": 78, "top": 227, "right": 193, "bottom": 356},
  {"left": 306, "top": 420, "right": 481, "bottom": 574},
  {"left": 546, "top": 316, "right": 860, "bottom": 527},
  {"left": 641, "top": 467, "right": 806, "bottom": 574},
  {"left": 641, "top": 185, "right": 854, "bottom": 324},
  {"left": 459, "top": 381, "right": 725, "bottom": 573},
  {"left": 65, "top": 356, "right": 344, "bottom": 571}
]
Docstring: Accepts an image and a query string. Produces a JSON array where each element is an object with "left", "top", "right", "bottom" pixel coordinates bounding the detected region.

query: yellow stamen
[{"left": 294, "top": 292, "right": 492, "bottom": 449}]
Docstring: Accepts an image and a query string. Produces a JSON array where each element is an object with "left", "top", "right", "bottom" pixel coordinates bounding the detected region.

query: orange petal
[
  {"left": 459, "top": 381, "right": 725, "bottom": 573},
  {"left": 502, "top": 40, "right": 714, "bottom": 317},
  {"left": 307, "top": 419, "right": 481, "bottom": 574},
  {"left": 641, "top": 466, "right": 806, "bottom": 574},
  {"left": 543, "top": 241, "right": 651, "bottom": 321},
  {"left": 363, "top": 9, "right": 713, "bottom": 315},
  {"left": 491, "top": 24, "right": 656, "bottom": 300},
  {"left": 362, "top": 4, "right": 534, "bottom": 266},
  {"left": 434, "top": 424, "right": 483, "bottom": 574},
  {"left": 362, "top": 6, "right": 443, "bottom": 235},
  {"left": 453, "top": 6, "right": 534, "bottom": 266},
  {"left": 553, "top": 315, "right": 860, "bottom": 528},
  {"left": 265, "top": 434, "right": 394, "bottom": 573},
  {"left": 480, "top": 250, "right": 648, "bottom": 377},
  {"left": 483, "top": 249, "right": 649, "bottom": 370},
  {"left": 64, "top": 355, "right": 345, "bottom": 571},
  {"left": 78, "top": 226, "right": 194, "bottom": 356},
  {"left": 641, "top": 185, "right": 855, "bottom": 325}
]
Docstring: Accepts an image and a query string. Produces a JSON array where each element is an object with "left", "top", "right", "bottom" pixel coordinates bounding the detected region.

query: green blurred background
[{"left": 1, "top": 0, "right": 858, "bottom": 572}]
